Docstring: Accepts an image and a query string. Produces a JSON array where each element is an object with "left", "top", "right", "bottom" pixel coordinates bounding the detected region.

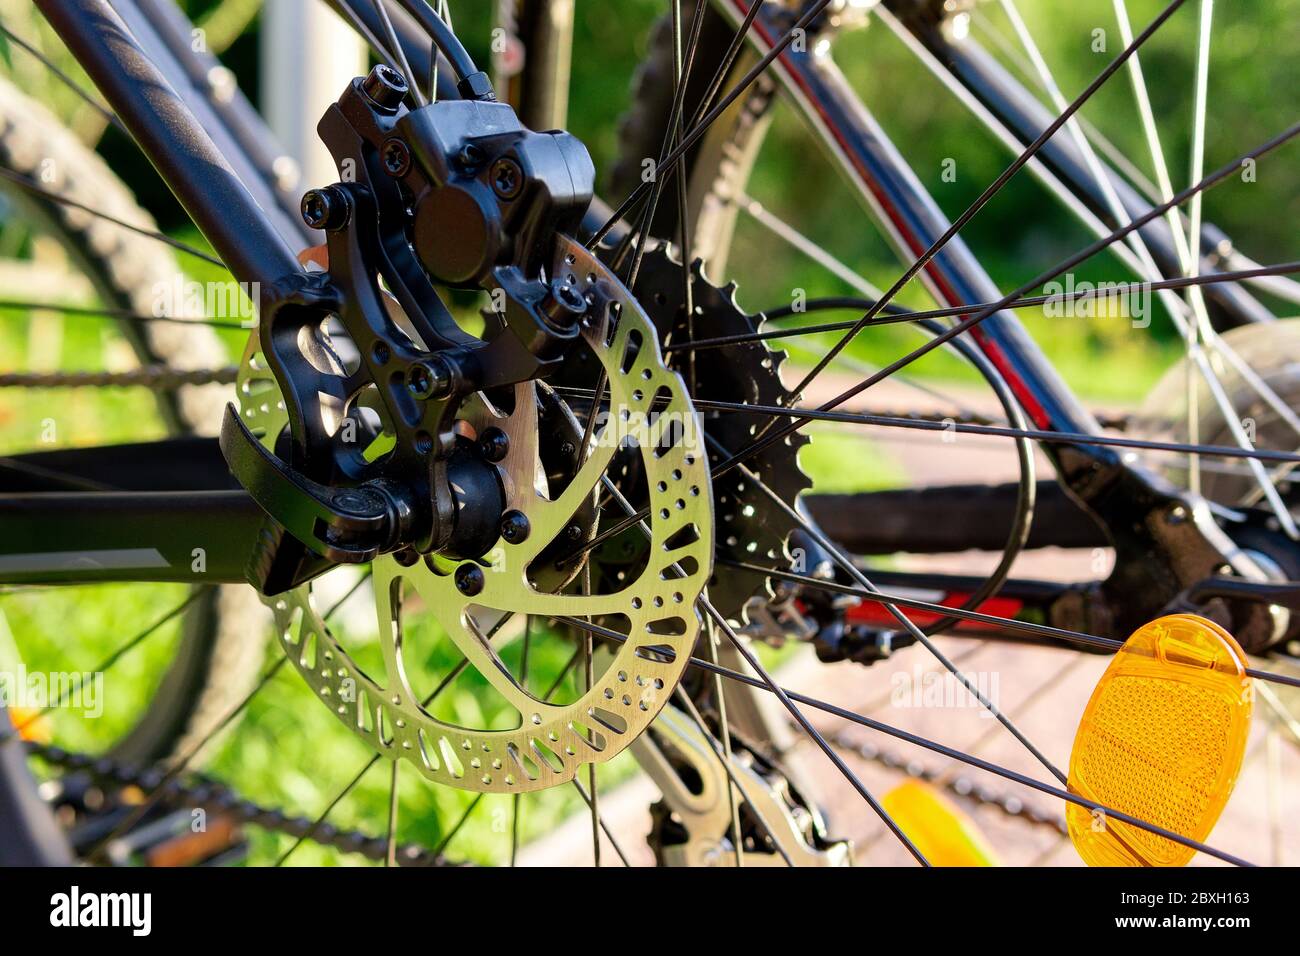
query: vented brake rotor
[{"left": 238, "top": 236, "right": 713, "bottom": 793}]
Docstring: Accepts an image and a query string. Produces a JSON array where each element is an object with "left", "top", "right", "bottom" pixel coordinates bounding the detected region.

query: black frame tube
[{"left": 34, "top": 0, "right": 302, "bottom": 289}]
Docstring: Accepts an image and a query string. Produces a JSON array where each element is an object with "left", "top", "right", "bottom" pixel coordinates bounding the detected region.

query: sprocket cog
[{"left": 631, "top": 241, "right": 811, "bottom": 624}]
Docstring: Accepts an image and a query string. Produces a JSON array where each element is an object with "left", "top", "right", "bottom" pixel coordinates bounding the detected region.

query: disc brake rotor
[{"left": 237, "top": 235, "right": 714, "bottom": 793}]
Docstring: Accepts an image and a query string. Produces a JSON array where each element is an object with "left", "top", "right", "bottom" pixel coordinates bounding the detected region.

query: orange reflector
[
  {"left": 881, "top": 779, "right": 1000, "bottom": 866},
  {"left": 8, "top": 706, "right": 50, "bottom": 744},
  {"left": 1067, "top": 614, "right": 1252, "bottom": 867}
]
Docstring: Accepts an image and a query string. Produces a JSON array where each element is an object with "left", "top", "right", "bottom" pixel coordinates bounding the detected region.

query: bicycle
[{"left": 0, "top": 0, "right": 1298, "bottom": 867}]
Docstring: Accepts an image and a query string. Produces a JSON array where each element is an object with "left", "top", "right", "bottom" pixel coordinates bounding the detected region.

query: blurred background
[{"left": 0, "top": 0, "right": 1297, "bottom": 865}]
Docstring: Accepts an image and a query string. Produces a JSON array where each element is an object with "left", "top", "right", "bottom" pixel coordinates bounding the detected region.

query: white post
[{"left": 260, "top": 0, "right": 367, "bottom": 192}]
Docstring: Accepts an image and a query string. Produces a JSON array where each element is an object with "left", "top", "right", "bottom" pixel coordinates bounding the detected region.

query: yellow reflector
[
  {"left": 1067, "top": 614, "right": 1252, "bottom": 867},
  {"left": 881, "top": 779, "right": 1000, "bottom": 866}
]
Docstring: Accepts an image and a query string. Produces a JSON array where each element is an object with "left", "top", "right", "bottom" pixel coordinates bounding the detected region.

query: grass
[
  {"left": 0, "top": 188, "right": 1173, "bottom": 867},
  {"left": 3, "top": 0, "right": 1288, "bottom": 864}
]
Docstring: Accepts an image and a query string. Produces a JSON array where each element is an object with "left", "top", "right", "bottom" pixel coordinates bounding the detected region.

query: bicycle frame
[{"left": 1, "top": 0, "right": 1282, "bottom": 643}]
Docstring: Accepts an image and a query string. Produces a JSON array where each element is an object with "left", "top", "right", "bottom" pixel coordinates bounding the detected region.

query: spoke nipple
[
  {"left": 500, "top": 510, "right": 530, "bottom": 544},
  {"left": 454, "top": 563, "right": 485, "bottom": 596},
  {"left": 479, "top": 427, "right": 510, "bottom": 462}
]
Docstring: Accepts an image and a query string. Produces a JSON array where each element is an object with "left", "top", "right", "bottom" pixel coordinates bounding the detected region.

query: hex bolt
[
  {"left": 458, "top": 143, "right": 486, "bottom": 171},
  {"left": 361, "top": 63, "right": 408, "bottom": 112},
  {"left": 454, "top": 563, "right": 485, "bottom": 596},
  {"left": 540, "top": 278, "right": 587, "bottom": 328},
  {"left": 300, "top": 185, "right": 350, "bottom": 231},
  {"left": 381, "top": 138, "right": 412, "bottom": 177},
  {"left": 500, "top": 510, "right": 530, "bottom": 544},
  {"left": 407, "top": 358, "right": 451, "bottom": 400},
  {"left": 479, "top": 426, "right": 510, "bottom": 463},
  {"left": 490, "top": 157, "right": 523, "bottom": 200}
]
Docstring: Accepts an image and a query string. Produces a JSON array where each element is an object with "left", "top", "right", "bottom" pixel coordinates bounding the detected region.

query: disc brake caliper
[{"left": 221, "top": 64, "right": 595, "bottom": 593}]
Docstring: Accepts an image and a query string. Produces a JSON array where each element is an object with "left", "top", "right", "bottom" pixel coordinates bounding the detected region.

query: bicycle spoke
[
  {"left": 570, "top": 776, "right": 631, "bottom": 867},
  {"left": 620, "top": 0, "right": 709, "bottom": 289},
  {"left": 671, "top": 261, "right": 1300, "bottom": 352},
  {"left": 782, "top": 0, "right": 1190, "bottom": 406},
  {"left": 732, "top": 191, "right": 886, "bottom": 299},
  {"left": 588, "top": 0, "right": 834, "bottom": 250},
  {"left": 700, "top": 621, "right": 744, "bottom": 868},
  {"left": 371, "top": 0, "right": 426, "bottom": 106},
  {"left": 87, "top": 654, "right": 288, "bottom": 863},
  {"left": 1183, "top": 0, "right": 1215, "bottom": 494},
  {"left": 0, "top": 298, "right": 248, "bottom": 331},
  {"left": 722, "top": 558, "right": 1300, "bottom": 692},
  {"left": 384, "top": 760, "right": 400, "bottom": 867},
  {"left": 1, "top": 587, "right": 210, "bottom": 744},
  {"left": 0, "top": 24, "right": 124, "bottom": 134},
  {"left": 510, "top": 614, "right": 532, "bottom": 867},
  {"left": 720, "top": 444, "right": 1069, "bottom": 785},
  {"left": 558, "top": 613, "right": 1254, "bottom": 866},
  {"left": 706, "top": 120, "right": 1300, "bottom": 487},
  {"left": 590, "top": 475, "right": 929, "bottom": 864},
  {"left": 0, "top": 166, "right": 224, "bottom": 267},
  {"left": 553, "top": 379, "right": 1300, "bottom": 467}
]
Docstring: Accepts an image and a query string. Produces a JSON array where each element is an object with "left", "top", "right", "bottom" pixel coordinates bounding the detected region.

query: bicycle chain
[
  {"left": 24, "top": 740, "right": 452, "bottom": 866},
  {"left": 815, "top": 726, "right": 1068, "bottom": 836},
  {"left": 0, "top": 363, "right": 1135, "bottom": 432},
  {"left": 13, "top": 355, "right": 1094, "bottom": 853},
  {"left": 0, "top": 365, "right": 240, "bottom": 389}
]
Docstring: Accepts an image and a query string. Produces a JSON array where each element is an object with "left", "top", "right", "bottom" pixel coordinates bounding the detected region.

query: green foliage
[{"left": 0, "top": 0, "right": 1295, "bottom": 865}]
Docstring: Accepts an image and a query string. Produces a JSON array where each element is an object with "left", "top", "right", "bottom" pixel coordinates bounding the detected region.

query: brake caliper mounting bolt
[
  {"left": 300, "top": 185, "right": 350, "bottom": 231},
  {"left": 490, "top": 157, "right": 524, "bottom": 200},
  {"left": 407, "top": 358, "right": 451, "bottom": 400},
  {"left": 382, "top": 138, "right": 412, "bottom": 177},
  {"left": 540, "top": 278, "right": 587, "bottom": 328},
  {"left": 361, "top": 63, "right": 409, "bottom": 113},
  {"left": 479, "top": 427, "right": 510, "bottom": 463},
  {"left": 454, "top": 563, "right": 485, "bottom": 596},
  {"left": 500, "top": 510, "right": 530, "bottom": 544}
]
